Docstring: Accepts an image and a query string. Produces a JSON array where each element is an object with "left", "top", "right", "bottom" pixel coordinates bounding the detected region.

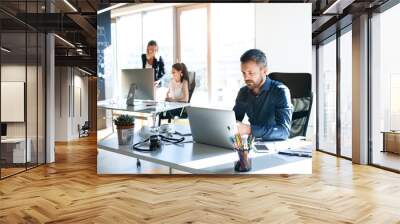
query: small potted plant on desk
[{"left": 114, "top": 114, "right": 135, "bottom": 145}]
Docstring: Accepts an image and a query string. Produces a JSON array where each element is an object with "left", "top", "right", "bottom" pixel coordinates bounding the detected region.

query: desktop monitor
[
  {"left": 120, "top": 68, "right": 155, "bottom": 101},
  {"left": 1, "top": 123, "right": 7, "bottom": 138}
]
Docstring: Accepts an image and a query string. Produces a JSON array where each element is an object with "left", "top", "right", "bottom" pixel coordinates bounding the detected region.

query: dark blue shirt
[{"left": 233, "top": 77, "right": 293, "bottom": 140}]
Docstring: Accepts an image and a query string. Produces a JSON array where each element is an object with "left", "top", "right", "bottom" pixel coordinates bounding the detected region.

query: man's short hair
[{"left": 240, "top": 49, "right": 267, "bottom": 68}]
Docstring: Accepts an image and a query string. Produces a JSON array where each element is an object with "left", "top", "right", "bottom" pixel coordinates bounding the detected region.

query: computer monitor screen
[
  {"left": 1, "top": 123, "right": 7, "bottom": 137},
  {"left": 120, "top": 68, "right": 155, "bottom": 100}
]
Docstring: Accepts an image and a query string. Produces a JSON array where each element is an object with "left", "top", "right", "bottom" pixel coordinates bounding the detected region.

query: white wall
[
  {"left": 55, "top": 67, "right": 69, "bottom": 141},
  {"left": 72, "top": 73, "right": 89, "bottom": 138},
  {"left": 1, "top": 65, "right": 38, "bottom": 137},
  {"left": 255, "top": 3, "right": 313, "bottom": 140},
  {"left": 54, "top": 67, "right": 89, "bottom": 141},
  {"left": 255, "top": 3, "right": 312, "bottom": 74}
]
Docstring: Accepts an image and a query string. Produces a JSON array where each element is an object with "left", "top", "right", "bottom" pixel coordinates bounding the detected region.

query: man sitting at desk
[{"left": 234, "top": 49, "right": 293, "bottom": 140}]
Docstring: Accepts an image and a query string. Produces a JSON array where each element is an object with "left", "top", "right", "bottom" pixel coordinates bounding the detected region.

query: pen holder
[
  {"left": 234, "top": 150, "right": 252, "bottom": 172},
  {"left": 230, "top": 134, "right": 254, "bottom": 172}
]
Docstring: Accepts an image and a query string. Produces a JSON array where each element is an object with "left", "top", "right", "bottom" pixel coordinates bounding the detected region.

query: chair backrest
[
  {"left": 268, "top": 72, "right": 313, "bottom": 137},
  {"left": 187, "top": 71, "right": 196, "bottom": 102},
  {"left": 82, "top": 121, "right": 90, "bottom": 129}
]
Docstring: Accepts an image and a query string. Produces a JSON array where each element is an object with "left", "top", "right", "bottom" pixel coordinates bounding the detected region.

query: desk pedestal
[
  {"left": 1, "top": 139, "right": 32, "bottom": 166},
  {"left": 382, "top": 132, "right": 400, "bottom": 154}
]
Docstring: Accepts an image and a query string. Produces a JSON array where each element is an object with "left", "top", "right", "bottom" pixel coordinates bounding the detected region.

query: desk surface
[
  {"left": 381, "top": 131, "right": 400, "bottom": 134},
  {"left": 97, "top": 99, "right": 189, "bottom": 115},
  {"left": 97, "top": 126, "right": 313, "bottom": 174},
  {"left": 1, "top": 138, "right": 29, "bottom": 143}
]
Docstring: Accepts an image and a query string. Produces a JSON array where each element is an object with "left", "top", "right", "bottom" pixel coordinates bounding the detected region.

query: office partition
[{"left": 0, "top": 1, "right": 47, "bottom": 179}]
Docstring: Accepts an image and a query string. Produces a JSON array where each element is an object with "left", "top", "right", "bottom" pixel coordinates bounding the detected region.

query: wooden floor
[{"left": 1, "top": 135, "right": 400, "bottom": 223}]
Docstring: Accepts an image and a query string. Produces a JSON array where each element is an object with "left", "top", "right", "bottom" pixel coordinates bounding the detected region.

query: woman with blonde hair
[{"left": 141, "top": 40, "right": 165, "bottom": 83}]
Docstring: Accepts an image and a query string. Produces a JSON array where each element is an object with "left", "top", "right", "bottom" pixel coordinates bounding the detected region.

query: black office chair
[
  {"left": 159, "top": 72, "right": 196, "bottom": 125},
  {"left": 268, "top": 72, "right": 313, "bottom": 137},
  {"left": 179, "top": 71, "right": 196, "bottom": 119},
  {"left": 78, "top": 121, "right": 90, "bottom": 138}
]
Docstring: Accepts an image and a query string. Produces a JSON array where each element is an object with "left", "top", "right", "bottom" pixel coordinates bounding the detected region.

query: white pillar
[
  {"left": 352, "top": 14, "right": 369, "bottom": 164},
  {"left": 46, "top": 33, "right": 55, "bottom": 163}
]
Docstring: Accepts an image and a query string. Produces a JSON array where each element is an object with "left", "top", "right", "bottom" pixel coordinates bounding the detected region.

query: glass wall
[
  {"left": 371, "top": 3, "right": 400, "bottom": 171},
  {"left": 317, "top": 37, "right": 337, "bottom": 154},
  {"left": 317, "top": 28, "right": 353, "bottom": 159},
  {"left": 340, "top": 29, "right": 352, "bottom": 158},
  {"left": 0, "top": 1, "right": 46, "bottom": 179}
]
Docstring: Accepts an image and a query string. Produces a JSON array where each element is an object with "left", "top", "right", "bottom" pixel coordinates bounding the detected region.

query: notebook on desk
[
  {"left": 253, "top": 137, "right": 312, "bottom": 157},
  {"left": 278, "top": 148, "right": 312, "bottom": 157}
]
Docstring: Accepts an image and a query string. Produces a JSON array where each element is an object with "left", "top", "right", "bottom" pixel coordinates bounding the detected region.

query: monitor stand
[{"left": 126, "top": 84, "right": 136, "bottom": 106}]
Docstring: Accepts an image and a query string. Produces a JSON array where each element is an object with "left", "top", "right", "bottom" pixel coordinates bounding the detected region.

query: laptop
[{"left": 186, "top": 106, "right": 237, "bottom": 149}]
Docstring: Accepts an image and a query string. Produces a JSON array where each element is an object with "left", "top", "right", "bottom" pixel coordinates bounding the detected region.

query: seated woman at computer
[
  {"left": 233, "top": 49, "right": 293, "bottom": 141},
  {"left": 165, "top": 62, "right": 189, "bottom": 103},
  {"left": 141, "top": 40, "right": 165, "bottom": 83}
]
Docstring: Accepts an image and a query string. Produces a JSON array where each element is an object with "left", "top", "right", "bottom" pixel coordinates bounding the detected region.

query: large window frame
[
  {"left": 316, "top": 0, "right": 400, "bottom": 173},
  {"left": 112, "top": 3, "right": 255, "bottom": 105},
  {"left": 316, "top": 25, "right": 353, "bottom": 161},
  {"left": 176, "top": 3, "right": 211, "bottom": 102},
  {"left": 368, "top": 1, "right": 400, "bottom": 173}
]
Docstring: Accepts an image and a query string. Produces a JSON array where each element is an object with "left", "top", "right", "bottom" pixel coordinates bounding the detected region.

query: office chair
[
  {"left": 159, "top": 72, "right": 196, "bottom": 125},
  {"left": 78, "top": 121, "right": 90, "bottom": 138},
  {"left": 268, "top": 72, "right": 313, "bottom": 137}
]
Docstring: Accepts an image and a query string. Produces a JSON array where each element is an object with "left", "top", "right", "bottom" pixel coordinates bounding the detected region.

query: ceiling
[
  {"left": 1, "top": 0, "right": 396, "bottom": 75},
  {"left": 0, "top": 0, "right": 97, "bottom": 74}
]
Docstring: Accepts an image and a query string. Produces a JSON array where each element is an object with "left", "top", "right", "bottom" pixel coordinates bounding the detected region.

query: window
[
  {"left": 177, "top": 5, "right": 209, "bottom": 104},
  {"left": 340, "top": 29, "right": 352, "bottom": 158},
  {"left": 318, "top": 37, "right": 337, "bottom": 154},
  {"left": 116, "top": 8, "right": 173, "bottom": 77},
  {"left": 210, "top": 3, "right": 255, "bottom": 108},
  {"left": 116, "top": 13, "right": 142, "bottom": 69},
  {"left": 113, "top": 3, "right": 256, "bottom": 107},
  {"left": 371, "top": 3, "right": 400, "bottom": 171},
  {"left": 142, "top": 7, "right": 173, "bottom": 80}
]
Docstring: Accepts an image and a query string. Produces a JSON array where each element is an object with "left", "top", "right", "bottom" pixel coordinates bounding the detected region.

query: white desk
[
  {"left": 98, "top": 99, "right": 189, "bottom": 137},
  {"left": 97, "top": 99, "right": 189, "bottom": 119},
  {"left": 1, "top": 138, "right": 31, "bottom": 163},
  {"left": 97, "top": 126, "right": 312, "bottom": 174}
]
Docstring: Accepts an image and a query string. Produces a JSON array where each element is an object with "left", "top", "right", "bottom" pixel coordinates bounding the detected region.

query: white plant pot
[{"left": 117, "top": 125, "right": 134, "bottom": 145}]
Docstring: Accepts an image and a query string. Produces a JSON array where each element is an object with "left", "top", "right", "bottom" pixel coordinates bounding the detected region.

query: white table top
[
  {"left": 97, "top": 126, "right": 313, "bottom": 174},
  {"left": 97, "top": 99, "right": 189, "bottom": 115},
  {"left": 1, "top": 137, "right": 30, "bottom": 143}
]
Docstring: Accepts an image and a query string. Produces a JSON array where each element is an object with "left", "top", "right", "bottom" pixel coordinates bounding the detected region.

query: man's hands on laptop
[{"left": 236, "top": 121, "right": 251, "bottom": 135}]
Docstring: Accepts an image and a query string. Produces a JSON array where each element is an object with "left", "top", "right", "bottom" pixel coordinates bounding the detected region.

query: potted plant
[{"left": 114, "top": 114, "right": 135, "bottom": 145}]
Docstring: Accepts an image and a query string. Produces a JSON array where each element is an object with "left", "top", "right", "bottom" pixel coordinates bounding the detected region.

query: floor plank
[{"left": 0, "top": 135, "right": 400, "bottom": 223}]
